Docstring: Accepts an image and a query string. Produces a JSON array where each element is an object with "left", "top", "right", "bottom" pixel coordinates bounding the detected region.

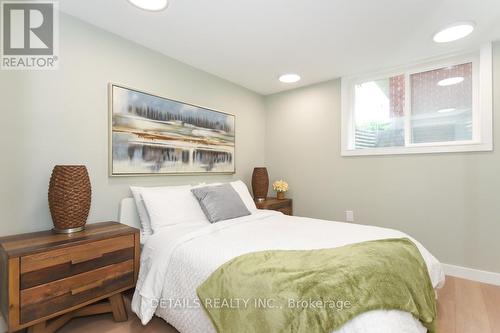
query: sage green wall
[
  {"left": 264, "top": 42, "right": 500, "bottom": 273},
  {"left": 0, "top": 14, "right": 266, "bottom": 236}
]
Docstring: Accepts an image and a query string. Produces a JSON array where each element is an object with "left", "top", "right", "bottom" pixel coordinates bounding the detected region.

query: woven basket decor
[
  {"left": 252, "top": 167, "right": 269, "bottom": 201},
  {"left": 48, "top": 165, "right": 91, "bottom": 233}
]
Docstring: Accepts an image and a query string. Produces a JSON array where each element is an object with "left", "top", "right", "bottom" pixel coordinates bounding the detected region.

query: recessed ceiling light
[
  {"left": 433, "top": 23, "right": 475, "bottom": 43},
  {"left": 279, "top": 74, "right": 301, "bottom": 83},
  {"left": 437, "top": 108, "right": 456, "bottom": 113},
  {"left": 128, "top": 0, "right": 168, "bottom": 11},
  {"left": 437, "top": 76, "right": 464, "bottom": 86}
]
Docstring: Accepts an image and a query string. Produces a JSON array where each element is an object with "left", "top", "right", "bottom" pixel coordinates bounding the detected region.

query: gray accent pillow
[{"left": 191, "top": 184, "right": 251, "bottom": 223}]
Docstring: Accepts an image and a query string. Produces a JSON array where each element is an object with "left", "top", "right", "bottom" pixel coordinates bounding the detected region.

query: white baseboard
[{"left": 443, "top": 263, "right": 500, "bottom": 286}]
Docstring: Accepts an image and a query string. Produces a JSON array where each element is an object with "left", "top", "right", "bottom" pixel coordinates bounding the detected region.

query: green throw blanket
[{"left": 197, "top": 238, "right": 436, "bottom": 333}]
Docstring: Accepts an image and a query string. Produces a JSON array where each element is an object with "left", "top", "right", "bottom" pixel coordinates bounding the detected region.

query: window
[
  {"left": 353, "top": 74, "right": 405, "bottom": 149},
  {"left": 341, "top": 43, "right": 492, "bottom": 156}
]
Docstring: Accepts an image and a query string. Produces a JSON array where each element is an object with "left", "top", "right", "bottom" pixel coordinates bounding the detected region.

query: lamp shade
[
  {"left": 48, "top": 165, "right": 91, "bottom": 233},
  {"left": 251, "top": 167, "right": 269, "bottom": 201}
]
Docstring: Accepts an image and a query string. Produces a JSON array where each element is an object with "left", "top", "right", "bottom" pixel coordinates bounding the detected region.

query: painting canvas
[{"left": 110, "top": 84, "right": 235, "bottom": 175}]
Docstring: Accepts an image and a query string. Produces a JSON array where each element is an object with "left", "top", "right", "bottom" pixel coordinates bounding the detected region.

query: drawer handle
[
  {"left": 70, "top": 253, "right": 103, "bottom": 265},
  {"left": 70, "top": 280, "right": 103, "bottom": 295}
]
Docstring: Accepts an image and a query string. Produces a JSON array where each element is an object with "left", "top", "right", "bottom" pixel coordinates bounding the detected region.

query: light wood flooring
[
  {"left": 53, "top": 276, "right": 500, "bottom": 333},
  {"left": 437, "top": 276, "right": 500, "bottom": 333}
]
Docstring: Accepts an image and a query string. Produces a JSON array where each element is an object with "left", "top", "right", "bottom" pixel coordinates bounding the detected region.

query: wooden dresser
[
  {"left": 255, "top": 197, "right": 293, "bottom": 215},
  {"left": 0, "top": 222, "right": 140, "bottom": 333}
]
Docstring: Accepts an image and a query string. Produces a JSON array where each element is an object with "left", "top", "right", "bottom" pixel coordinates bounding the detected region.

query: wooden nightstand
[
  {"left": 255, "top": 197, "right": 293, "bottom": 216},
  {"left": 0, "top": 222, "right": 140, "bottom": 333}
]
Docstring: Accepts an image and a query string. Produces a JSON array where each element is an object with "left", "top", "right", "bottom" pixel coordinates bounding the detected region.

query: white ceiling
[{"left": 60, "top": 0, "right": 500, "bottom": 95}]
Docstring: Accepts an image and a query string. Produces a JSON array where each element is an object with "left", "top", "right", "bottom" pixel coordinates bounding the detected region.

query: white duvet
[{"left": 132, "top": 210, "right": 445, "bottom": 333}]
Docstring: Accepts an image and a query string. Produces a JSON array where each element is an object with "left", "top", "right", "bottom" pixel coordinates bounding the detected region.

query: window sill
[{"left": 341, "top": 142, "right": 493, "bottom": 157}]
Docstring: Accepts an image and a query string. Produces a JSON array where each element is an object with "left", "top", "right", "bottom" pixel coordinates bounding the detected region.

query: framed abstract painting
[{"left": 109, "top": 84, "right": 235, "bottom": 176}]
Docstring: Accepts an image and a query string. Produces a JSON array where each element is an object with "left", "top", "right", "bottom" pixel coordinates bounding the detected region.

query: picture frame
[{"left": 109, "top": 83, "right": 236, "bottom": 176}]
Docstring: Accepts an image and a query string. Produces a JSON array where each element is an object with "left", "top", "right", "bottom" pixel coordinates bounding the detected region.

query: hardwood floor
[
  {"left": 54, "top": 276, "right": 500, "bottom": 333},
  {"left": 437, "top": 276, "right": 500, "bottom": 333}
]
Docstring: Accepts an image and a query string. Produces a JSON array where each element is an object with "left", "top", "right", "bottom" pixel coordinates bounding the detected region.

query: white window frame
[{"left": 341, "top": 43, "right": 493, "bottom": 156}]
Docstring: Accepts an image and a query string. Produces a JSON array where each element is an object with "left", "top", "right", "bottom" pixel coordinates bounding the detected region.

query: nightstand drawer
[
  {"left": 255, "top": 198, "right": 293, "bottom": 216},
  {"left": 20, "top": 260, "right": 134, "bottom": 324},
  {"left": 266, "top": 201, "right": 290, "bottom": 210},
  {"left": 20, "top": 235, "right": 134, "bottom": 289}
]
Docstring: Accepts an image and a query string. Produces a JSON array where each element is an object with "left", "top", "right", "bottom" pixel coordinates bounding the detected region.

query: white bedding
[{"left": 132, "top": 210, "right": 445, "bottom": 333}]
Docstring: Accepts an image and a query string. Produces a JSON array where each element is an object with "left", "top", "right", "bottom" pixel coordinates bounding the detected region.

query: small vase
[{"left": 277, "top": 191, "right": 285, "bottom": 200}]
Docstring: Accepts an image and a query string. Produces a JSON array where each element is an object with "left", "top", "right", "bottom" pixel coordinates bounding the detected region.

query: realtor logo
[{"left": 1, "top": 1, "right": 59, "bottom": 70}]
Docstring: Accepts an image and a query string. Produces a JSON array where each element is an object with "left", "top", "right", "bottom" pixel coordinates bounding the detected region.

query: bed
[{"left": 119, "top": 187, "right": 445, "bottom": 333}]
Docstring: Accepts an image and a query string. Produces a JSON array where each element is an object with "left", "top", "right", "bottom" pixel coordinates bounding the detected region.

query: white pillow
[
  {"left": 140, "top": 185, "right": 209, "bottom": 232},
  {"left": 130, "top": 186, "right": 154, "bottom": 235},
  {"left": 230, "top": 180, "right": 258, "bottom": 212},
  {"left": 130, "top": 184, "right": 195, "bottom": 235}
]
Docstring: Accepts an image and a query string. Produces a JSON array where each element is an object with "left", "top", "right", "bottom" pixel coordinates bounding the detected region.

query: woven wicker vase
[
  {"left": 48, "top": 165, "right": 91, "bottom": 234},
  {"left": 252, "top": 167, "right": 269, "bottom": 202}
]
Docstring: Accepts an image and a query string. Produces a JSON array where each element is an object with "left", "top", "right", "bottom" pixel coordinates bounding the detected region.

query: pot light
[
  {"left": 279, "top": 74, "right": 301, "bottom": 83},
  {"left": 433, "top": 23, "right": 474, "bottom": 43},
  {"left": 437, "top": 76, "right": 464, "bottom": 86},
  {"left": 128, "top": 0, "right": 168, "bottom": 11},
  {"left": 437, "top": 108, "right": 456, "bottom": 113}
]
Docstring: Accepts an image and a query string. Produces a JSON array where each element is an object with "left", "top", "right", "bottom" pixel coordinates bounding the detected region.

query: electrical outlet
[{"left": 345, "top": 210, "right": 354, "bottom": 222}]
